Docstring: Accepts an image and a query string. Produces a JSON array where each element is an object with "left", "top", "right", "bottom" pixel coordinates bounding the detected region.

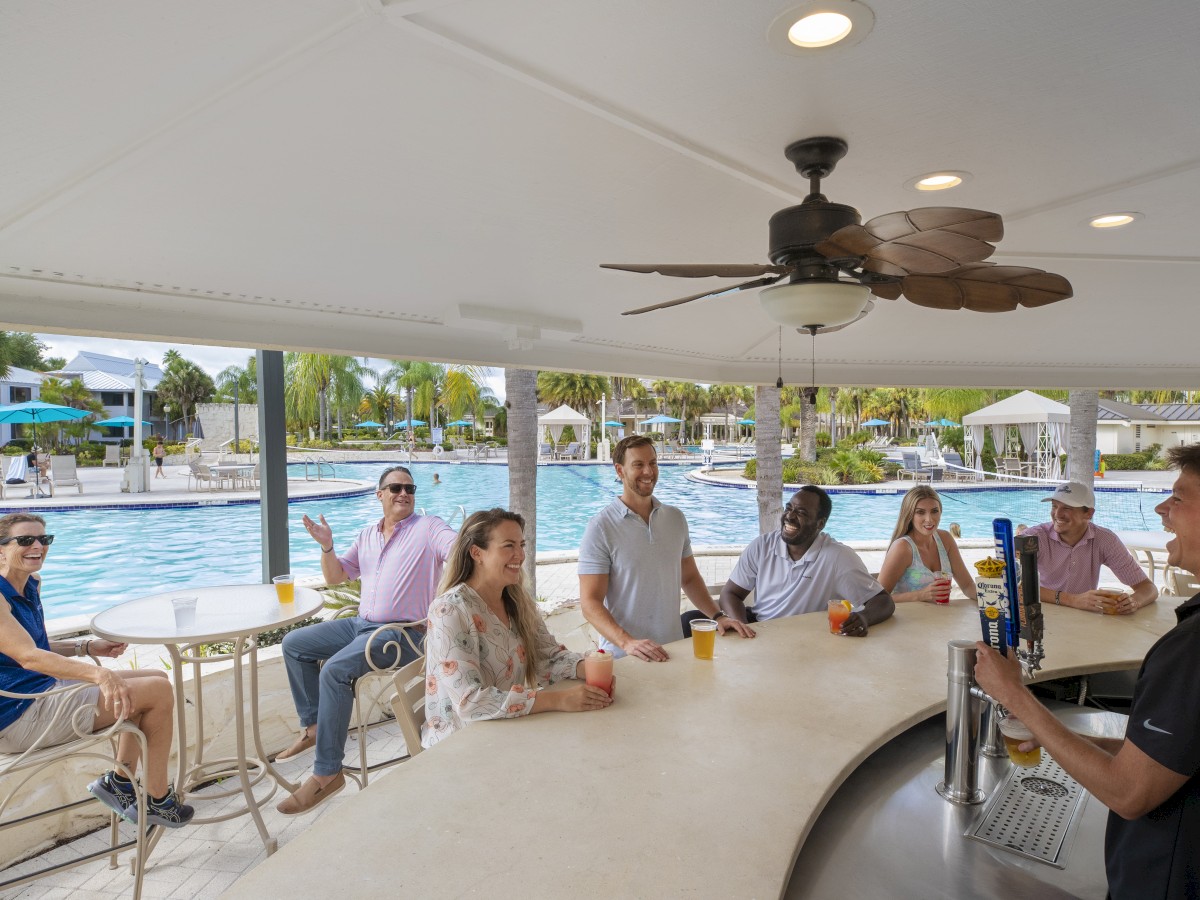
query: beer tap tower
[{"left": 937, "top": 518, "right": 1044, "bottom": 804}]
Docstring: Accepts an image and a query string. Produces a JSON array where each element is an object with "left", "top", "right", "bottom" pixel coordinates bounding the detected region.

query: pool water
[{"left": 35, "top": 462, "right": 1165, "bottom": 619}]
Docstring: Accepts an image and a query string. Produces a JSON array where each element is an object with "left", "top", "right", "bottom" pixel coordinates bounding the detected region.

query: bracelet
[
  {"left": 322, "top": 545, "right": 334, "bottom": 554},
  {"left": 1054, "top": 590, "right": 1062, "bottom": 606},
  {"left": 74, "top": 639, "right": 84, "bottom": 657},
  {"left": 713, "top": 611, "right": 729, "bottom": 620}
]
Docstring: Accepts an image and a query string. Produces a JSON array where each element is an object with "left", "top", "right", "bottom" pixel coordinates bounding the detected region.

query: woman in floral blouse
[{"left": 422, "top": 508, "right": 613, "bottom": 748}]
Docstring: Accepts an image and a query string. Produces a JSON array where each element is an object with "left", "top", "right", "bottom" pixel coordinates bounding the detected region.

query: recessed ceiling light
[
  {"left": 769, "top": 1, "right": 875, "bottom": 55},
  {"left": 1088, "top": 212, "right": 1141, "bottom": 229},
  {"left": 905, "top": 171, "right": 972, "bottom": 192}
]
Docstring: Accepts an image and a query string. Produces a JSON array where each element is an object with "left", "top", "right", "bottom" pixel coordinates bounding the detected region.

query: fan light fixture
[
  {"left": 1088, "top": 213, "right": 1140, "bottom": 229},
  {"left": 769, "top": 2, "right": 874, "bottom": 55},
  {"left": 758, "top": 281, "right": 870, "bottom": 329},
  {"left": 909, "top": 171, "right": 972, "bottom": 192}
]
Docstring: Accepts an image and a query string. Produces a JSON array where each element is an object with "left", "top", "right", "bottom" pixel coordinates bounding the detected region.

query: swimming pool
[{"left": 35, "top": 462, "right": 1165, "bottom": 618}]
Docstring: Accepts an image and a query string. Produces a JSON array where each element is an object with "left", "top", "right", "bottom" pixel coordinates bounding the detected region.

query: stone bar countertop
[{"left": 225, "top": 597, "right": 1181, "bottom": 899}]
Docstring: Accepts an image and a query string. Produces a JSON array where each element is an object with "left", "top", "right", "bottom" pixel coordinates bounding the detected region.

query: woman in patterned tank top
[{"left": 878, "top": 486, "right": 977, "bottom": 604}]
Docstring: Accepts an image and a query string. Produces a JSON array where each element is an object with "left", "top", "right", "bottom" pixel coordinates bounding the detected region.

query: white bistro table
[
  {"left": 1115, "top": 529, "right": 1172, "bottom": 583},
  {"left": 209, "top": 464, "right": 254, "bottom": 489},
  {"left": 91, "top": 585, "right": 323, "bottom": 854}
]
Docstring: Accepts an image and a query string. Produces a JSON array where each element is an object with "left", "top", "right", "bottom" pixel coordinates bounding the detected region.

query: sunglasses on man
[
  {"left": 0, "top": 534, "right": 55, "bottom": 547},
  {"left": 380, "top": 483, "right": 417, "bottom": 495}
]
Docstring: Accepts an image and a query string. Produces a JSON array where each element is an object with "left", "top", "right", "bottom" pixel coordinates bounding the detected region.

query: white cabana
[
  {"left": 962, "top": 391, "right": 1070, "bottom": 481},
  {"left": 537, "top": 404, "right": 591, "bottom": 456}
]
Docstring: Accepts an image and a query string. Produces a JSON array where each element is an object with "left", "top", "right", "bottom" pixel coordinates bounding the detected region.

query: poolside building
[
  {"left": 0, "top": 366, "right": 46, "bottom": 445},
  {"left": 48, "top": 352, "right": 165, "bottom": 440}
]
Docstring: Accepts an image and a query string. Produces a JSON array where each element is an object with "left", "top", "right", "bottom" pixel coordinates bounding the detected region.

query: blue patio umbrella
[
  {"left": 603, "top": 420, "right": 623, "bottom": 427},
  {"left": 925, "top": 417, "right": 959, "bottom": 428},
  {"left": 394, "top": 419, "right": 427, "bottom": 428},
  {"left": 93, "top": 416, "right": 153, "bottom": 428},
  {"left": 737, "top": 418, "right": 755, "bottom": 425},
  {"left": 355, "top": 420, "right": 385, "bottom": 428},
  {"left": 444, "top": 419, "right": 473, "bottom": 428},
  {"left": 641, "top": 414, "right": 682, "bottom": 425},
  {"left": 0, "top": 401, "right": 91, "bottom": 446},
  {"left": 861, "top": 418, "right": 890, "bottom": 427}
]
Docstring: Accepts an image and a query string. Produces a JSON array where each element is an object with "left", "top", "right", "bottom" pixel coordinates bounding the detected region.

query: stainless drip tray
[{"left": 966, "top": 756, "right": 1089, "bottom": 867}]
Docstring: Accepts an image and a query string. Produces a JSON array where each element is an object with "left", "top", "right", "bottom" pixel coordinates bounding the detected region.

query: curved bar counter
[{"left": 227, "top": 599, "right": 1180, "bottom": 899}]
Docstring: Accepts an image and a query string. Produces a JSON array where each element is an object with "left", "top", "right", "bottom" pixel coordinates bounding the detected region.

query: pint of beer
[{"left": 998, "top": 716, "right": 1041, "bottom": 767}]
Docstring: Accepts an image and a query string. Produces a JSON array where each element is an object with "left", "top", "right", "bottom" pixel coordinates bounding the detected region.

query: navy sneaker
[
  {"left": 139, "top": 788, "right": 195, "bottom": 829},
  {"left": 87, "top": 771, "right": 137, "bottom": 821}
]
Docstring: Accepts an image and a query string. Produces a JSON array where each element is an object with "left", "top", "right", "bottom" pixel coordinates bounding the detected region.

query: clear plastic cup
[
  {"left": 998, "top": 716, "right": 1041, "bottom": 767},
  {"left": 273, "top": 574, "right": 295, "bottom": 603},
  {"left": 583, "top": 649, "right": 614, "bottom": 695},
  {"left": 932, "top": 572, "right": 952, "bottom": 604},
  {"left": 171, "top": 596, "right": 198, "bottom": 629},
  {"left": 691, "top": 619, "right": 717, "bottom": 659}
]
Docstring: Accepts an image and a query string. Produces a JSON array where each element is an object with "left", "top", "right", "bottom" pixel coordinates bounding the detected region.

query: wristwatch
[
  {"left": 713, "top": 611, "right": 729, "bottom": 620},
  {"left": 74, "top": 639, "right": 86, "bottom": 657}
]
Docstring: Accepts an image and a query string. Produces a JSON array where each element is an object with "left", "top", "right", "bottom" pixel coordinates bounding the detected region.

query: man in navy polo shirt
[{"left": 975, "top": 445, "right": 1200, "bottom": 899}]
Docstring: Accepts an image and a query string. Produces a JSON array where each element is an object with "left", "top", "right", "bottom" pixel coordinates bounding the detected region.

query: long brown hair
[
  {"left": 889, "top": 486, "right": 942, "bottom": 544},
  {"left": 437, "top": 508, "right": 543, "bottom": 684}
]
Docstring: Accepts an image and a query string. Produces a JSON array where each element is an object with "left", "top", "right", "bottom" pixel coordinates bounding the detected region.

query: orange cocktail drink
[
  {"left": 583, "top": 649, "right": 614, "bottom": 695},
  {"left": 828, "top": 599, "right": 852, "bottom": 634}
]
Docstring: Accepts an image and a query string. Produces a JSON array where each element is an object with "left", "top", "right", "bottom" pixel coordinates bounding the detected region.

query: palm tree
[
  {"left": 386, "top": 360, "right": 440, "bottom": 440},
  {"left": 37, "top": 377, "right": 103, "bottom": 446},
  {"left": 506, "top": 368, "right": 539, "bottom": 594},
  {"left": 537, "top": 372, "right": 609, "bottom": 421},
  {"left": 285, "top": 354, "right": 368, "bottom": 440},
  {"left": 359, "top": 381, "right": 398, "bottom": 427},
  {"left": 755, "top": 384, "right": 783, "bottom": 532},
  {"left": 215, "top": 355, "right": 258, "bottom": 404},
  {"left": 1068, "top": 390, "right": 1099, "bottom": 483},
  {"left": 157, "top": 359, "right": 216, "bottom": 438}
]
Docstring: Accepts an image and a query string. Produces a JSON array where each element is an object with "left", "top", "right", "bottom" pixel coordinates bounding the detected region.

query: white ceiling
[{"left": 1, "top": 0, "right": 1198, "bottom": 388}]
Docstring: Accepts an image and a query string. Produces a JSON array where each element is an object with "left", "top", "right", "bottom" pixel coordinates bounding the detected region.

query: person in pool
[
  {"left": 422, "top": 508, "right": 612, "bottom": 748},
  {"left": 878, "top": 486, "right": 977, "bottom": 604}
]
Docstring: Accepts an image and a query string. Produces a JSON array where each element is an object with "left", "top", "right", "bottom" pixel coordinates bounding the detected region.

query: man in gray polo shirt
[
  {"left": 579, "top": 435, "right": 756, "bottom": 660},
  {"left": 718, "top": 486, "right": 894, "bottom": 636}
]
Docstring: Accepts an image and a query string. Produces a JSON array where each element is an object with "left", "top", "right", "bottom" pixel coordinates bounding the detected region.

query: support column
[{"left": 257, "top": 350, "right": 289, "bottom": 583}]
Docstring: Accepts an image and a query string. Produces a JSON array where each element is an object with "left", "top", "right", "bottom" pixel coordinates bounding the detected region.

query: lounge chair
[
  {"left": 102, "top": 444, "right": 121, "bottom": 467},
  {"left": 560, "top": 442, "right": 583, "bottom": 460},
  {"left": 0, "top": 456, "right": 33, "bottom": 499},
  {"left": 48, "top": 455, "right": 84, "bottom": 494},
  {"left": 942, "top": 451, "right": 975, "bottom": 482},
  {"left": 897, "top": 451, "right": 932, "bottom": 482},
  {"left": 537, "top": 442, "right": 553, "bottom": 462}
]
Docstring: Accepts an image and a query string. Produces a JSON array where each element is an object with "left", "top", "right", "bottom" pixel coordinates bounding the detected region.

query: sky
[{"left": 34, "top": 333, "right": 507, "bottom": 401}]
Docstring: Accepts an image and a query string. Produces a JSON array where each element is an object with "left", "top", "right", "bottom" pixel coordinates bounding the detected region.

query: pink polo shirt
[
  {"left": 339, "top": 514, "right": 458, "bottom": 623},
  {"left": 1026, "top": 522, "right": 1148, "bottom": 594}
]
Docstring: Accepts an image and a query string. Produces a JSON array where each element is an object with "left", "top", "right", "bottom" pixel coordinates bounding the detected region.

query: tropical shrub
[{"left": 816, "top": 431, "right": 831, "bottom": 448}]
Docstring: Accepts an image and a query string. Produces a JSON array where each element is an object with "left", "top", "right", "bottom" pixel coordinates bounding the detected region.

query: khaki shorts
[{"left": 0, "top": 681, "right": 101, "bottom": 753}]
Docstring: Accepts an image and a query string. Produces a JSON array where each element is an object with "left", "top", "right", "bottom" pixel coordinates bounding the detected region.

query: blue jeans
[{"left": 281, "top": 616, "right": 424, "bottom": 777}]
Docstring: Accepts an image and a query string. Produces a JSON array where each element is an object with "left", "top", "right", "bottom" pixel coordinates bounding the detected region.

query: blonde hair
[
  {"left": 437, "top": 509, "right": 543, "bottom": 685},
  {"left": 890, "top": 486, "right": 942, "bottom": 544}
]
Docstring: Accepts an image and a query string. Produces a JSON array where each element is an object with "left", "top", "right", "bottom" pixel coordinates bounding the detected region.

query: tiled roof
[
  {"left": 1097, "top": 400, "right": 1167, "bottom": 422},
  {"left": 1141, "top": 403, "right": 1200, "bottom": 422},
  {"left": 0, "top": 365, "right": 46, "bottom": 386}
]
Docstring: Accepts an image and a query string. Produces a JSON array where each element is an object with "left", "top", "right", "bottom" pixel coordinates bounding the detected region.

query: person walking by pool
[
  {"left": 276, "top": 465, "right": 457, "bottom": 815},
  {"left": 579, "top": 435, "right": 755, "bottom": 661},
  {"left": 716, "top": 486, "right": 895, "bottom": 636},
  {"left": 423, "top": 509, "right": 612, "bottom": 748},
  {"left": 1027, "top": 481, "right": 1157, "bottom": 614},
  {"left": 878, "top": 486, "right": 977, "bottom": 604},
  {"left": 152, "top": 437, "right": 166, "bottom": 479},
  {"left": 0, "top": 513, "right": 193, "bottom": 827},
  {"left": 974, "top": 444, "right": 1200, "bottom": 900}
]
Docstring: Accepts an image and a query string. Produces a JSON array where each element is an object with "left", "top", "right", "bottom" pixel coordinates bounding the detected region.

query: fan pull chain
[
  {"left": 776, "top": 326, "right": 783, "bottom": 389},
  {"left": 809, "top": 329, "right": 817, "bottom": 405}
]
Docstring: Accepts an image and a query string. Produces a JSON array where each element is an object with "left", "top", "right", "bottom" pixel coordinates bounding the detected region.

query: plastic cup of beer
[
  {"left": 272, "top": 574, "right": 295, "bottom": 603},
  {"left": 998, "top": 716, "right": 1041, "bottom": 768},
  {"left": 828, "top": 599, "right": 852, "bottom": 635},
  {"left": 1098, "top": 590, "right": 1125, "bottom": 615},
  {"left": 583, "top": 649, "right": 614, "bottom": 695},
  {"left": 691, "top": 619, "right": 717, "bottom": 659},
  {"left": 171, "top": 596, "right": 198, "bottom": 629},
  {"left": 932, "top": 572, "right": 952, "bottom": 604}
]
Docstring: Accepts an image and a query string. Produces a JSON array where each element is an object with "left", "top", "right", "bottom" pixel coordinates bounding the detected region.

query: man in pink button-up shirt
[
  {"left": 275, "top": 466, "right": 457, "bottom": 815},
  {"left": 1027, "top": 481, "right": 1157, "bottom": 614}
]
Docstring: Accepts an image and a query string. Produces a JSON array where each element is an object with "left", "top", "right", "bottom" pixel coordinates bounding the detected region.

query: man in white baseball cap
[{"left": 1024, "top": 481, "right": 1157, "bottom": 614}]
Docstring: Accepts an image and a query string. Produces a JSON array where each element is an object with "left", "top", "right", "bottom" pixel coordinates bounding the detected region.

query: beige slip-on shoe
[
  {"left": 276, "top": 773, "right": 346, "bottom": 816},
  {"left": 274, "top": 731, "right": 317, "bottom": 762}
]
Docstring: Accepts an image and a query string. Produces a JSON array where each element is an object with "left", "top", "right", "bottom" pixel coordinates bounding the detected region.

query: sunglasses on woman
[
  {"left": 380, "top": 483, "right": 417, "bottom": 495},
  {"left": 0, "top": 534, "right": 55, "bottom": 547}
]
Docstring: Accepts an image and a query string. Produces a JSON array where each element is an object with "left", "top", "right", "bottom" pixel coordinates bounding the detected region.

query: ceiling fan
[{"left": 601, "top": 136, "right": 1073, "bottom": 332}]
